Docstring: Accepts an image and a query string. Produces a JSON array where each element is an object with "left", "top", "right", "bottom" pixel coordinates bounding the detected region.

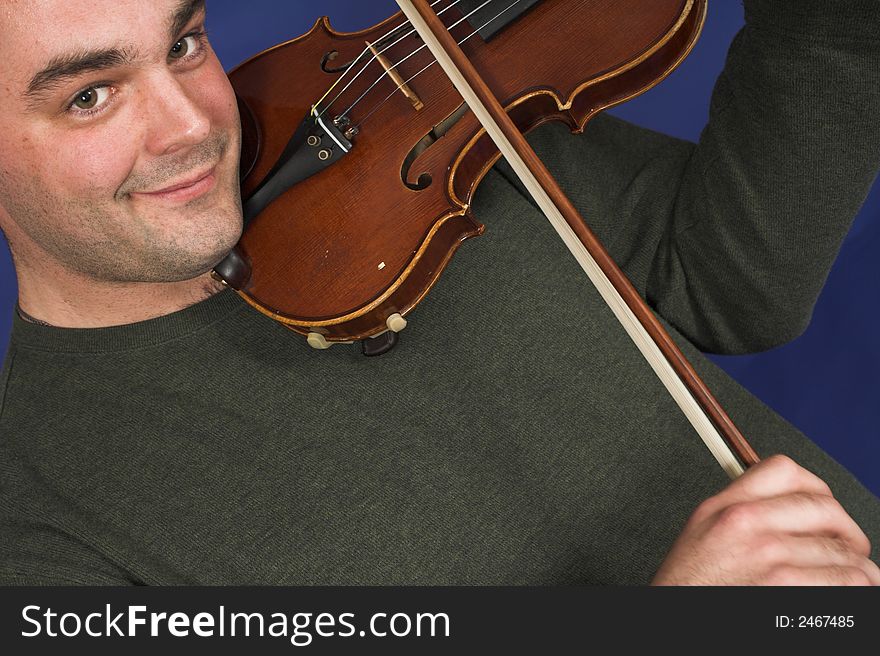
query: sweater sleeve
[
  {"left": 646, "top": 0, "right": 880, "bottom": 353},
  {"left": 498, "top": 0, "right": 880, "bottom": 354}
]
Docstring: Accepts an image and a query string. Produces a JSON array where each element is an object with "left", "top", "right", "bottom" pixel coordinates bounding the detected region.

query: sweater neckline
[{"left": 10, "top": 288, "right": 246, "bottom": 353}]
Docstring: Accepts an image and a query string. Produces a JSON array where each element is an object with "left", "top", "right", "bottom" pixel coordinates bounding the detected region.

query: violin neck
[{"left": 457, "top": 0, "right": 543, "bottom": 41}]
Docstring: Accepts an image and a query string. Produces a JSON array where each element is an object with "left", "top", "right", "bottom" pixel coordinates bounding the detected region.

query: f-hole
[
  {"left": 401, "top": 103, "right": 469, "bottom": 191},
  {"left": 322, "top": 50, "right": 356, "bottom": 74}
]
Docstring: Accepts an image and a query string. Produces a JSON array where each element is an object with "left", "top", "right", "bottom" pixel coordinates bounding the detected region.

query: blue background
[{"left": 1, "top": 1, "right": 877, "bottom": 494}]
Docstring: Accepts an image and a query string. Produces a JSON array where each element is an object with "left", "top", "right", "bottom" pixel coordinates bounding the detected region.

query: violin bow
[{"left": 395, "top": 0, "right": 760, "bottom": 479}]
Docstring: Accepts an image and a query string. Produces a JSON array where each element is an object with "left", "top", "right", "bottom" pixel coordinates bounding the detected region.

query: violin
[{"left": 212, "top": 0, "right": 759, "bottom": 476}]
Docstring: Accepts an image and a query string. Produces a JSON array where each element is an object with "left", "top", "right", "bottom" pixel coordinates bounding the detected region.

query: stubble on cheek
[
  {"left": 0, "top": 128, "right": 243, "bottom": 284},
  {"left": 0, "top": 169, "right": 160, "bottom": 282}
]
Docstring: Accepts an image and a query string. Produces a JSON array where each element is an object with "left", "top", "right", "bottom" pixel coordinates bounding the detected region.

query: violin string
[
  {"left": 336, "top": 0, "right": 497, "bottom": 122},
  {"left": 317, "top": 0, "right": 463, "bottom": 119},
  {"left": 352, "top": 0, "right": 524, "bottom": 130},
  {"left": 313, "top": 0, "right": 449, "bottom": 112}
]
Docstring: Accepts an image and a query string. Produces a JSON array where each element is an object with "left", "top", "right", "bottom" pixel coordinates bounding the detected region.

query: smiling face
[{"left": 0, "top": 0, "right": 242, "bottom": 284}]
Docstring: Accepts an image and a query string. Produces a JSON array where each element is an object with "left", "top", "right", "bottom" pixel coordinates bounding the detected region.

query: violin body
[{"left": 226, "top": 0, "right": 707, "bottom": 342}]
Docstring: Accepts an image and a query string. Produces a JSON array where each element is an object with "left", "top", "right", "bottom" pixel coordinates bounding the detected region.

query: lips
[{"left": 131, "top": 167, "right": 218, "bottom": 203}]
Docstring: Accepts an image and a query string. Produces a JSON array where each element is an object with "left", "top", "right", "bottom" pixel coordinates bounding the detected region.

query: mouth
[{"left": 130, "top": 166, "right": 218, "bottom": 204}]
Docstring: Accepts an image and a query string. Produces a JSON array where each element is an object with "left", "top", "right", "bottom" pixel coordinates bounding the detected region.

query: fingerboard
[{"left": 457, "top": 0, "right": 543, "bottom": 41}]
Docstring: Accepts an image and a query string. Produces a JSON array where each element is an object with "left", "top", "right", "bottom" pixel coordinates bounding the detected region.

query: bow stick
[{"left": 395, "top": 0, "right": 760, "bottom": 479}]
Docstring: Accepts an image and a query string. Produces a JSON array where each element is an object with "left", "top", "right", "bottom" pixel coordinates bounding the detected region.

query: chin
[{"left": 149, "top": 221, "right": 242, "bottom": 284}]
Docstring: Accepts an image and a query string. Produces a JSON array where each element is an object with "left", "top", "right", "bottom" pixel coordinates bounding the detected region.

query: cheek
[
  {"left": 0, "top": 123, "right": 133, "bottom": 228},
  {"left": 40, "top": 125, "right": 139, "bottom": 198}
]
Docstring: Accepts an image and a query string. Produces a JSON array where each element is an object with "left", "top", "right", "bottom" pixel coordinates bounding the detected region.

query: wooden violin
[{"left": 213, "top": 0, "right": 760, "bottom": 476}]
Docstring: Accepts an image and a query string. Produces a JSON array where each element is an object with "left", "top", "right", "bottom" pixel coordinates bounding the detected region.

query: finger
[
  {"left": 755, "top": 536, "right": 880, "bottom": 585},
  {"left": 697, "top": 455, "right": 834, "bottom": 520},
  {"left": 712, "top": 493, "right": 872, "bottom": 556},
  {"left": 765, "top": 565, "right": 876, "bottom": 586}
]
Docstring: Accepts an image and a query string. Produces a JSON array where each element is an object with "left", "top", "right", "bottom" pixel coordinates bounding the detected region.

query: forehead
[{"left": 0, "top": 0, "right": 196, "bottom": 87}]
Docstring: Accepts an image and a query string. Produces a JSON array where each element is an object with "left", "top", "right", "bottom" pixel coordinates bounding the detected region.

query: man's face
[{"left": 0, "top": 0, "right": 242, "bottom": 283}]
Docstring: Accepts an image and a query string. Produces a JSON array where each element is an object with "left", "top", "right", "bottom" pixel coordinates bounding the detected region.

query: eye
[
  {"left": 169, "top": 34, "right": 201, "bottom": 60},
  {"left": 70, "top": 85, "right": 112, "bottom": 112}
]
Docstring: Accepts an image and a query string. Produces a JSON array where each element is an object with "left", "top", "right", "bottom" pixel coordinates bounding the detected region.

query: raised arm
[
  {"left": 509, "top": 0, "right": 880, "bottom": 354},
  {"left": 647, "top": 0, "right": 880, "bottom": 352}
]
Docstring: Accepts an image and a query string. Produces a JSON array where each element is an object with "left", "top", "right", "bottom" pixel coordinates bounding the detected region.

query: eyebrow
[
  {"left": 169, "top": 0, "right": 207, "bottom": 45},
  {"left": 25, "top": 0, "right": 206, "bottom": 103}
]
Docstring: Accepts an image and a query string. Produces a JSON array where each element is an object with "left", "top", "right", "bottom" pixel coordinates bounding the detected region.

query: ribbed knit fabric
[{"left": 1, "top": 1, "right": 879, "bottom": 584}]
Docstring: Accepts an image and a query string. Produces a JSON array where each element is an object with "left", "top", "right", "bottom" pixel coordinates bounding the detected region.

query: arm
[
  {"left": 508, "top": 2, "right": 880, "bottom": 582},
  {"left": 647, "top": 0, "right": 880, "bottom": 353},
  {"left": 511, "top": 0, "right": 880, "bottom": 354}
]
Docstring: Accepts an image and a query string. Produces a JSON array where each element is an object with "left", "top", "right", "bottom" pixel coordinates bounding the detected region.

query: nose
[{"left": 141, "top": 70, "right": 212, "bottom": 157}]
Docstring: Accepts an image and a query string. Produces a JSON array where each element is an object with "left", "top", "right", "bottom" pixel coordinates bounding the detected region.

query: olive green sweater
[{"left": 1, "top": 1, "right": 879, "bottom": 584}]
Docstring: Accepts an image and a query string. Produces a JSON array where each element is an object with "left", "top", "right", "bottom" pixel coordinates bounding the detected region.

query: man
[{"left": 0, "top": 0, "right": 878, "bottom": 585}]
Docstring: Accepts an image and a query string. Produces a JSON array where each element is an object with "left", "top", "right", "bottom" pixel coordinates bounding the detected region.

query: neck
[{"left": 14, "top": 258, "right": 227, "bottom": 329}]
